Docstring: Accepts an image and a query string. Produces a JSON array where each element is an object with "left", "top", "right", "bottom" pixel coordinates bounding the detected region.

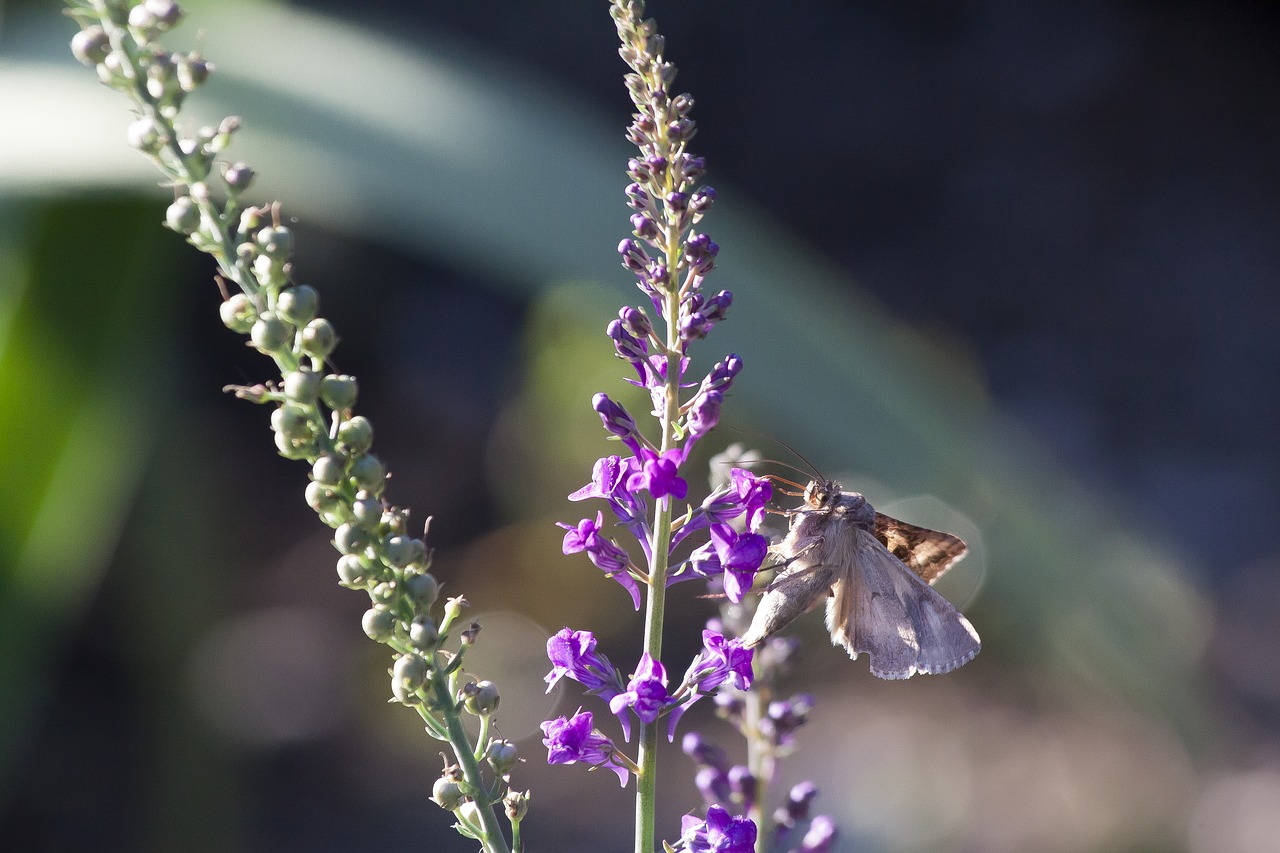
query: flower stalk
[{"left": 66, "top": 2, "right": 518, "bottom": 850}]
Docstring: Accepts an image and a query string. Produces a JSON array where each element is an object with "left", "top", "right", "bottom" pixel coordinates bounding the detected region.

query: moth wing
[
  {"left": 828, "top": 528, "right": 980, "bottom": 679},
  {"left": 740, "top": 559, "right": 837, "bottom": 649},
  {"left": 873, "top": 512, "right": 968, "bottom": 584}
]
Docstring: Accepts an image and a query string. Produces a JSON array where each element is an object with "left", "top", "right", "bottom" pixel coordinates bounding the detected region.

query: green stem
[
  {"left": 744, "top": 687, "right": 773, "bottom": 853},
  {"left": 430, "top": 671, "right": 511, "bottom": 853},
  {"left": 634, "top": 283, "right": 683, "bottom": 853}
]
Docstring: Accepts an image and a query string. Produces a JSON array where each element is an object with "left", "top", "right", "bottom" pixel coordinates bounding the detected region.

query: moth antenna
[
  {"left": 772, "top": 436, "right": 823, "bottom": 480},
  {"left": 744, "top": 457, "right": 818, "bottom": 482}
]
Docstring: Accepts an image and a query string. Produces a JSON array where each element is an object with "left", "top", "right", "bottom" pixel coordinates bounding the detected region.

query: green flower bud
[
  {"left": 431, "top": 777, "right": 465, "bottom": 812},
  {"left": 320, "top": 374, "right": 358, "bottom": 410},
  {"left": 283, "top": 368, "right": 322, "bottom": 405},
  {"left": 336, "top": 554, "right": 366, "bottom": 587},
  {"left": 174, "top": 54, "right": 211, "bottom": 93},
  {"left": 71, "top": 27, "right": 110, "bottom": 66},
  {"left": 311, "top": 454, "right": 344, "bottom": 486},
  {"left": 361, "top": 606, "right": 395, "bottom": 641},
  {"left": 304, "top": 480, "right": 340, "bottom": 514},
  {"left": 382, "top": 535, "right": 415, "bottom": 569},
  {"left": 301, "top": 318, "right": 337, "bottom": 359},
  {"left": 238, "top": 206, "right": 262, "bottom": 234},
  {"left": 165, "top": 196, "right": 201, "bottom": 235},
  {"left": 337, "top": 416, "right": 373, "bottom": 455},
  {"left": 443, "top": 596, "right": 467, "bottom": 625},
  {"left": 126, "top": 116, "right": 167, "bottom": 154},
  {"left": 352, "top": 493, "right": 382, "bottom": 531},
  {"left": 392, "top": 676, "right": 423, "bottom": 705},
  {"left": 256, "top": 225, "right": 294, "bottom": 258},
  {"left": 403, "top": 571, "right": 439, "bottom": 608},
  {"left": 503, "top": 789, "right": 530, "bottom": 823},
  {"left": 274, "top": 429, "right": 310, "bottom": 460},
  {"left": 211, "top": 115, "right": 240, "bottom": 153},
  {"left": 335, "top": 523, "right": 371, "bottom": 555},
  {"left": 348, "top": 454, "right": 385, "bottom": 492},
  {"left": 393, "top": 653, "right": 430, "bottom": 692},
  {"left": 219, "top": 293, "right": 256, "bottom": 333},
  {"left": 462, "top": 680, "right": 499, "bottom": 716},
  {"left": 485, "top": 740, "right": 519, "bottom": 776},
  {"left": 223, "top": 161, "right": 255, "bottom": 193},
  {"left": 146, "top": 0, "right": 184, "bottom": 30},
  {"left": 380, "top": 510, "right": 407, "bottom": 535},
  {"left": 371, "top": 580, "right": 397, "bottom": 604},
  {"left": 127, "top": 4, "right": 160, "bottom": 36},
  {"left": 250, "top": 312, "right": 291, "bottom": 353},
  {"left": 270, "top": 403, "right": 312, "bottom": 441},
  {"left": 277, "top": 284, "right": 319, "bottom": 324},
  {"left": 409, "top": 538, "right": 429, "bottom": 568},
  {"left": 409, "top": 617, "right": 439, "bottom": 650},
  {"left": 252, "top": 252, "right": 284, "bottom": 286}
]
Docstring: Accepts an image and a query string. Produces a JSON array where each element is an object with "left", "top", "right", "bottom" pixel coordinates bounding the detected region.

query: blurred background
[{"left": 2, "top": 0, "right": 1279, "bottom": 850}]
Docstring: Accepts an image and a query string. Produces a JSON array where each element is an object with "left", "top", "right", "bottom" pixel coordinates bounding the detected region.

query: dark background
[{"left": 2, "top": 1, "right": 1279, "bottom": 851}]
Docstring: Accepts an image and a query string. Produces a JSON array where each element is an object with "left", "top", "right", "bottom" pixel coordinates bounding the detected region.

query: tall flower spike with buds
[
  {"left": 543, "top": 3, "right": 783, "bottom": 851},
  {"left": 65, "top": 2, "right": 519, "bottom": 851}
]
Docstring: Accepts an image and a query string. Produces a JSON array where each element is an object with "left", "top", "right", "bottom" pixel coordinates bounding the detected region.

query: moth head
[{"left": 804, "top": 478, "right": 843, "bottom": 510}]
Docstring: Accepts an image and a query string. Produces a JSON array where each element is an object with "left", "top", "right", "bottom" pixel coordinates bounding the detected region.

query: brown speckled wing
[{"left": 873, "top": 513, "right": 967, "bottom": 584}]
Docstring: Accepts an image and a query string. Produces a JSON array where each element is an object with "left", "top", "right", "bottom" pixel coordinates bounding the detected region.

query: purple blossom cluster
[
  {"left": 540, "top": 627, "right": 755, "bottom": 772},
  {"left": 682, "top": 731, "right": 838, "bottom": 853}
]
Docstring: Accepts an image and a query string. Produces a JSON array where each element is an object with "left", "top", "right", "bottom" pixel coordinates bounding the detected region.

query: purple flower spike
[
  {"left": 709, "top": 524, "right": 768, "bottom": 603},
  {"left": 609, "top": 652, "right": 675, "bottom": 739},
  {"left": 545, "top": 627, "right": 623, "bottom": 700},
  {"left": 540, "top": 709, "right": 630, "bottom": 787},
  {"left": 680, "top": 805, "right": 757, "bottom": 853},
  {"left": 627, "top": 448, "right": 688, "bottom": 502},
  {"left": 557, "top": 513, "right": 643, "bottom": 609}
]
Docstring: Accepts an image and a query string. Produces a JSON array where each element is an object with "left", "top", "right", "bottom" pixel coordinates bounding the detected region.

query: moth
[{"left": 740, "top": 477, "right": 980, "bottom": 680}]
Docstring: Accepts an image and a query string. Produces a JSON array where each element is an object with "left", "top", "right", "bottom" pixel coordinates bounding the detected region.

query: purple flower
[
  {"left": 760, "top": 693, "right": 815, "bottom": 749},
  {"left": 682, "top": 630, "right": 754, "bottom": 695},
  {"left": 702, "top": 524, "right": 767, "bottom": 603},
  {"left": 569, "top": 456, "right": 651, "bottom": 558},
  {"left": 695, "top": 765, "right": 732, "bottom": 808},
  {"left": 730, "top": 468, "right": 772, "bottom": 531},
  {"left": 784, "top": 781, "right": 819, "bottom": 821},
  {"left": 627, "top": 448, "right": 688, "bottom": 502},
  {"left": 609, "top": 652, "right": 675, "bottom": 740},
  {"left": 557, "top": 513, "right": 643, "bottom": 609},
  {"left": 593, "top": 393, "right": 643, "bottom": 453},
  {"left": 619, "top": 305, "right": 653, "bottom": 338},
  {"left": 544, "top": 627, "right": 622, "bottom": 701},
  {"left": 618, "top": 237, "right": 651, "bottom": 274},
  {"left": 681, "top": 731, "right": 728, "bottom": 771},
  {"left": 797, "top": 816, "right": 837, "bottom": 853},
  {"left": 540, "top": 709, "right": 630, "bottom": 787},
  {"left": 699, "top": 354, "right": 744, "bottom": 396},
  {"left": 680, "top": 805, "right": 756, "bottom": 853},
  {"left": 686, "top": 389, "right": 723, "bottom": 441}
]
